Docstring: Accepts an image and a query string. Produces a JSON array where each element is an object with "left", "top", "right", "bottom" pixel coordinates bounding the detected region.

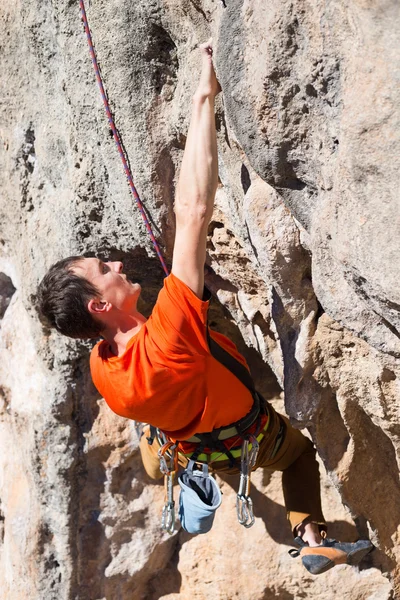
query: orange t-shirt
[{"left": 90, "top": 273, "right": 253, "bottom": 440}]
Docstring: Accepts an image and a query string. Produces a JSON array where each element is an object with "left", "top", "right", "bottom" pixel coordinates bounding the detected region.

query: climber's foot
[{"left": 289, "top": 536, "right": 374, "bottom": 575}]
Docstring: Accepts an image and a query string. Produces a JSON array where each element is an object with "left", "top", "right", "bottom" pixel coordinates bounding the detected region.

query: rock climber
[{"left": 37, "top": 40, "right": 373, "bottom": 575}]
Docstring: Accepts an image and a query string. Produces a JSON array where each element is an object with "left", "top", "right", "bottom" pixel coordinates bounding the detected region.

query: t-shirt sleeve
[
  {"left": 148, "top": 273, "right": 210, "bottom": 356},
  {"left": 89, "top": 340, "right": 108, "bottom": 401}
]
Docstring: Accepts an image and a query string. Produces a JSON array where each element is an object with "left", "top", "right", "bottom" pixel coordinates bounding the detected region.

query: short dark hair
[{"left": 37, "top": 256, "right": 103, "bottom": 339}]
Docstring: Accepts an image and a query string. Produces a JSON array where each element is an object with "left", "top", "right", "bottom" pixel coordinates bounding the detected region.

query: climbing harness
[
  {"left": 159, "top": 399, "right": 266, "bottom": 534},
  {"left": 79, "top": 0, "right": 169, "bottom": 276}
]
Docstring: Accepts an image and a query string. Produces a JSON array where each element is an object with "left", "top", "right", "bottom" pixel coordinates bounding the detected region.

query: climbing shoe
[{"left": 289, "top": 534, "right": 374, "bottom": 575}]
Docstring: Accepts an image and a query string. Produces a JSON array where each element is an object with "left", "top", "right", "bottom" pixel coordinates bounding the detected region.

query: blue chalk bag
[{"left": 178, "top": 460, "right": 222, "bottom": 534}]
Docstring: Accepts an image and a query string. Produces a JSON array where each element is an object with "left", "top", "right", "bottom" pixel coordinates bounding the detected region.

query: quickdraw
[
  {"left": 236, "top": 435, "right": 259, "bottom": 528},
  {"left": 158, "top": 440, "right": 177, "bottom": 535}
]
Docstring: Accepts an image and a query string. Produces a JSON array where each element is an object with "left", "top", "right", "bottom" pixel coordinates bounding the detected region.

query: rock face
[{"left": 0, "top": 0, "right": 399, "bottom": 598}]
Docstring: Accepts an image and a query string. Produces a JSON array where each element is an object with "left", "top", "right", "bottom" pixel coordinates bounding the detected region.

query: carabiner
[
  {"left": 159, "top": 443, "right": 177, "bottom": 534},
  {"left": 161, "top": 501, "right": 175, "bottom": 534},
  {"left": 248, "top": 434, "right": 259, "bottom": 468},
  {"left": 161, "top": 469, "right": 176, "bottom": 534},
  {"left": 236, "top": 438, "right": 256, "bottom": 528},
  {"left": 236, "top": 494, "right": 255, "bottom": 528},
  {"left": 158, "top": 441, "right": 176, "bottom": 475}
]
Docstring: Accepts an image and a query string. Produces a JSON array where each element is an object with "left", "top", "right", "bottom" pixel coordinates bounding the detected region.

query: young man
[{"left": 38, "top": 42, "right": 372, "bottom": 575}]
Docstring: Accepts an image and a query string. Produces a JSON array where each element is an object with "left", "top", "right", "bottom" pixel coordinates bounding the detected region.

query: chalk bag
[{"left": 178, "top": 460, "right": 222, "bottom": 534}]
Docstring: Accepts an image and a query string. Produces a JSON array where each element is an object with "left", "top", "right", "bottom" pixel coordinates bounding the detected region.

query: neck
[{"left": 101, "top": 310, "right": 147, "bottom": 357}]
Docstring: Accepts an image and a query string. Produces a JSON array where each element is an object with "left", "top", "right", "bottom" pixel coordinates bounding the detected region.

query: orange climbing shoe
[{"left": 289, "top": 534, "right": 374, "bottom": 575}]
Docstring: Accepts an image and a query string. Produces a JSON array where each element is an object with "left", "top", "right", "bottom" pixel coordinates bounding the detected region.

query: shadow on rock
[{"left": 217, "top": 471, "right": 360, "bottom": 550}]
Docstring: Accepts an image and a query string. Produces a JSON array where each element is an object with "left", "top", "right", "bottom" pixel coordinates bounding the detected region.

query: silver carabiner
[
  {"left": 236, "top": 438, "right": 256, "bottom": 528},
  {"left": 161, "top": 470, "right": 176, "bottom": 534},
  {"left": 248, "top": 435, "right": 259, "bottom": 468},
  {"left": 237, "top": 468, "right": 254, "bottom": 527},
  {"left": 158, "top": 455, "right": 169, "bottom": 475},
  {"left": 158, "top": 441, "right": 176, "bottom": 475},
  {"left": 236, "top": 494, "right": 255, "bottom": 528},
  {"left": 159, "top": 444, "right": 176, "bottom": 534},
  {"left": 237, "top": 471, "right": 249, "bottom": 498},
  {"left": 241, "top": 439, "right": 250, "bottom": 475},
  {"left": 161, "top": 502, "right": 175, "bottom": 534}
]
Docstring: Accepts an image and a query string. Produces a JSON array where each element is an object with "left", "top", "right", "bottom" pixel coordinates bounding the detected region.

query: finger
[{"left": 199, "top": 38, "right": 213, "bottom": 51}]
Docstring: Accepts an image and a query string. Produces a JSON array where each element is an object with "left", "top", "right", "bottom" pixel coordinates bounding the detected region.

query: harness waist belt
[
  {"left": 185, "top": 391, "right": 263, "bottom": 443},
  {"left": 186, "top": 413, "right": 258, "bottom": 442},
  {"left": 185, "top": 416, "right": 270, "bottom": 463}
]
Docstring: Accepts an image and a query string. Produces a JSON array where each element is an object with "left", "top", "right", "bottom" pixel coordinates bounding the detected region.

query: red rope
[{"left": 79, "top": 0, "right": 169, "bottom": 276}]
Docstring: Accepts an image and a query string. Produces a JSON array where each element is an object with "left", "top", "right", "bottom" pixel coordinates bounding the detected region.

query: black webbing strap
[{"left": 206, "top": 327, "right": 256, "bottom": 394}]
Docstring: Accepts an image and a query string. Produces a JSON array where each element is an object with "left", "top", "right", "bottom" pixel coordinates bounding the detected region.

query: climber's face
[{"left": 72, "top": 257, "right": 141, "bottom": 316}]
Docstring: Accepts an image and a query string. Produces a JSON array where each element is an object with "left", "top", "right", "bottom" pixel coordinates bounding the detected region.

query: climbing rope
[{"left": 79, "top": 0, "right": 169, "bottom": 276}]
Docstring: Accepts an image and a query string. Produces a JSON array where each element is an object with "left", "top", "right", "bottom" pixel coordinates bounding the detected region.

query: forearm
[
  {"left": 175, "top": 92, "right": 218, "bottom": 225},
  {"left": 171, "top": 41, "right": 220, "bottom": 298}
]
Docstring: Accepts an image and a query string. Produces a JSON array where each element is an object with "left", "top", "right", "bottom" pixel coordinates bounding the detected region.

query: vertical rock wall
[{"left": 0, "top": 0, "right": 398, "bottom": 598}]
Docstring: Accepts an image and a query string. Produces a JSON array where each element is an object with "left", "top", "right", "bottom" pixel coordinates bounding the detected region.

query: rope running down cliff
[{"left": 79, "top": 0, "right": 169, "bottom": 277}]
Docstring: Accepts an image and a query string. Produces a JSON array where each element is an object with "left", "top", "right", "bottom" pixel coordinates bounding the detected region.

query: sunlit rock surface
[{"left": 0, "top": 0, "right": 398, "bottom": 598}]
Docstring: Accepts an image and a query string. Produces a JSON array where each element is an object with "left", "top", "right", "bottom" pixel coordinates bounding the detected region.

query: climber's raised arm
[{"left": 171, "top": 41, "right": 221, "bottom": 299}]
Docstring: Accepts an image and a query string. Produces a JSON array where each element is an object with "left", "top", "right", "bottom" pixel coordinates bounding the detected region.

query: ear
[{"left": 87, "top": 299, "right": 112, "bottom": 315}]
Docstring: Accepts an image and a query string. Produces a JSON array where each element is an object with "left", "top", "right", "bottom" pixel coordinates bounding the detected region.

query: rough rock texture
[{"left": 0, "top": 0, "right": 399, "bottom": 598}]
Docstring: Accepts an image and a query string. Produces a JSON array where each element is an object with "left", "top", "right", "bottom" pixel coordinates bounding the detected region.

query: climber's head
[{"left": 37, "top": 256, "right": 141, "bottom": 339}]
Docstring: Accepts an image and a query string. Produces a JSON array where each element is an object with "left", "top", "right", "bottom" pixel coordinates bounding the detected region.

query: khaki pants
[{"left": 139, "top": 403, "right": 326, "bottom": 536}]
